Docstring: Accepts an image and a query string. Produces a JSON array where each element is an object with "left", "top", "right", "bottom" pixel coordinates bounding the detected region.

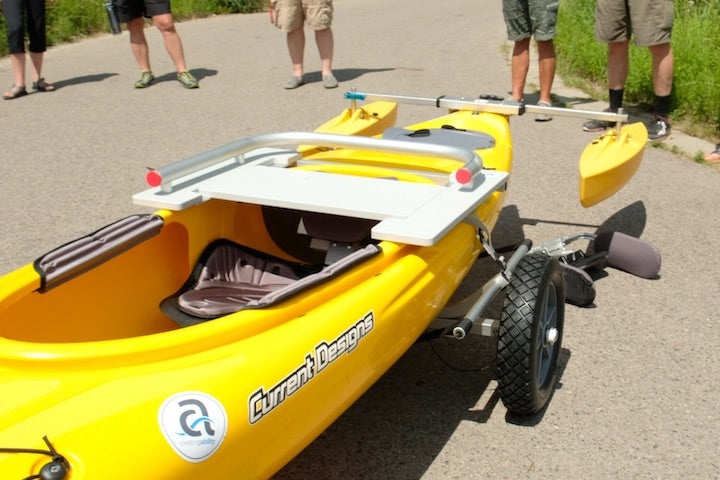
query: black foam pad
[{"left": 560, "top": 263, "right": 596, "bottom": 307}]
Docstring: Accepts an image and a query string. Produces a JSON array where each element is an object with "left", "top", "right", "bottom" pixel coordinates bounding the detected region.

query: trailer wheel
[{"left": 496, "top": 253, "right": 565, "bottom": 415}]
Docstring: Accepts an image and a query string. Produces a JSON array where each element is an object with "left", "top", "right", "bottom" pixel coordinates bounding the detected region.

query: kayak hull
[{"left": 0, "top": 104, "right": 511, "bottom": 479}]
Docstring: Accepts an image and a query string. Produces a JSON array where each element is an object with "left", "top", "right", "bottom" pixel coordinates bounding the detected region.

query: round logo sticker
[{"left": 159, "top": 392, "right": 228, "bottom": 463}]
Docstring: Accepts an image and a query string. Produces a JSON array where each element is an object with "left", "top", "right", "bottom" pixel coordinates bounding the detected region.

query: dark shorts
[
  {"left": 2, "top": 0, "right": 47, "bottom": 54},
  {"left": 595, "top": 0, "right": 673, "bottom": 46},
  {"left": 502, "top": 0, "right": 559, "bottom": 42},
  {"left": 114, "top": 0, "right": 172, "bottom": 23}
]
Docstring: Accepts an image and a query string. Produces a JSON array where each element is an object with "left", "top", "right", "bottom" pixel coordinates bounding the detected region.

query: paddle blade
[
  {"left": 593, "top": 231, "right": 661, "bottom": 279},
  {"left": 579, "top": 122, "right": 648, "bottom": 207}
]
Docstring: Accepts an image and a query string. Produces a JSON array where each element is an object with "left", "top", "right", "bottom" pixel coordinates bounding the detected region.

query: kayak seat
[
  {"left": 261, "top": 206, "right": 379, "bottom": 265},
  {"left": 161, "top": 239, "right": 381, "bottom": 327}
]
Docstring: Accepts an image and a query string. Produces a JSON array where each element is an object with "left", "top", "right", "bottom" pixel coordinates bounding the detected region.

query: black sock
[
  {"left": 609, "top": 89, "right": 624, "bottom": 112},
  {"left": 654, "top": 95, "right": 671, "bottom": 118}
]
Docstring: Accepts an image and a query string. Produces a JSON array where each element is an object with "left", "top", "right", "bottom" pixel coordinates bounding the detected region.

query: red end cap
[
  {"left": 455, "top": 168, "right": 472, "bottom": 185},
  {"left": 146, "top": 170, "right": 162, "bottom": 187}
]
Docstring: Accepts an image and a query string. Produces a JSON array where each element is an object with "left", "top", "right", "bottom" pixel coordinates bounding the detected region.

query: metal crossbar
[{"left": 344, "top": 91, "right": 628, "bottom": 124}]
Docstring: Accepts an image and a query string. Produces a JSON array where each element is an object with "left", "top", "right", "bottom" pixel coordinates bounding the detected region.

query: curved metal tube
[{"left": 146, "top": 131, "right": 483, "bottom": 191}]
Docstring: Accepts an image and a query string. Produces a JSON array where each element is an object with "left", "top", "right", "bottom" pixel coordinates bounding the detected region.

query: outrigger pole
[{"left": 345, "top": 91, "right": 628, "bottom": 131}]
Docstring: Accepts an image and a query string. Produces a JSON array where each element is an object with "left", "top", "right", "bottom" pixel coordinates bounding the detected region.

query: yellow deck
[{"left": 0, "top": 103, "right": 511, "bottom": 479}]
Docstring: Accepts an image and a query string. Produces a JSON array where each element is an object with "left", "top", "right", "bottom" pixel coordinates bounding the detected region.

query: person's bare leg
[
  {"left": 153, "top": 13, "right": 187, "bottom": 72},
  {"left": 27, "top": 51, "right": 54, "bottom": 90},
  {"left": 315, "top": 27, "right": 334, "bottom": 77},
  {"left": 3, "top": 53, "right": 26, "bottom": 97},
  {"left": 536, "top": 39, "right": 555, "bottom": 104},
  {"left": 649, "top": 43, "right": 673, "bottom": 97},
  {"left": 510, "top": 38, "right": 530, "bottom": 101},
  {"left": 127, "top": 17, "right": 152, "bottom": 72},
  {"left": 287, "top": 27, "right": 305, "bottom": 78},
  {"left": 8, "top": 53, "right": 26, "bottom": 86},
  {"left": 607, "top": 40, "right": 629, "bottom": 91},
  {"left": 28, "top": 51, "right": 44, "bottom": 80}
]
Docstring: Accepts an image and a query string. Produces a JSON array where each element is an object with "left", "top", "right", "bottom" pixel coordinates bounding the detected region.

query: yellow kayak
[
  {"left": 579, "top": 122, "right": 648, "bottom": 207},
  {"left": 0, "top": 92, "right": 644, "bottom": 479}
]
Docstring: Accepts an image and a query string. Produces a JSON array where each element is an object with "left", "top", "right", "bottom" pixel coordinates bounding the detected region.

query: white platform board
[{"left": 133, "top": 148, "right": 508, "bottom": 246}]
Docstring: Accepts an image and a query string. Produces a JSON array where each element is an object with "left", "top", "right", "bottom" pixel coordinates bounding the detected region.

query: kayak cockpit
[
  {"left": 0, "top": 203, "right": 386, "bottom": 344},
  {"left": 159, "top": 225, "right": 382, "bottom": 327}
]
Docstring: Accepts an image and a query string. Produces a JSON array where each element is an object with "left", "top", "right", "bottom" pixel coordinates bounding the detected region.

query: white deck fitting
[{"left": 133, "top": 145, "right": 508, "bottom": 246}]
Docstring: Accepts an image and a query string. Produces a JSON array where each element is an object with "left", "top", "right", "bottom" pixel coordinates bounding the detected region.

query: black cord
[
  {"left": 0, "top": 436, "right": 69, "bottom": 480},
  {"left": 0, "top": 447, "right": 54, "bottom": 455}
]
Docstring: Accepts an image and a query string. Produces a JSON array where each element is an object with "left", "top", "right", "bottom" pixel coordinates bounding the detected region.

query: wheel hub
[{"left": 545, "top": 327, "right": 559, "bottom": 345}]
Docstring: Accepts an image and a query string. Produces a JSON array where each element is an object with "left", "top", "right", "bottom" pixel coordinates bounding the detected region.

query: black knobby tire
[{"left": 496, "top": 253, "right": 565, "bottom": 415}]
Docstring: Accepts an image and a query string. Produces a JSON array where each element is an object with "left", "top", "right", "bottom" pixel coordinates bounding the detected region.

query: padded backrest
[
  {"left": 262, "top": 206, "right": 378, "bottom": 264},
  {"left": 299, "top": 211, "right": 378, "bottom": 244}
]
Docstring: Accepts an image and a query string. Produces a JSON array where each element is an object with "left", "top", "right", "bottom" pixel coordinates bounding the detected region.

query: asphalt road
[{"left": 1, "top": 0, "right": 718, "bottom": 478}]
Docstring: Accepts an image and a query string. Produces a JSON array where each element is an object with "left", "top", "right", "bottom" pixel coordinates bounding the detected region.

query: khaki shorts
[
  {"left": 272, "top": 0, "right": 333, "bottom": 32},
  {"left": 595, "top": 0, "right": 673, "bottom": 46}
]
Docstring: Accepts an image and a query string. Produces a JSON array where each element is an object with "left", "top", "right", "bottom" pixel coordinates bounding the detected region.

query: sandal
[
  {"left": 2, "top": 84, "right": 28, "bottom": 100},
  {"left": 32, "top": 78, "right": 55, "bottom": 92},
  {"left": 704, "top": 144, "right": 720, "bottom": 164}
]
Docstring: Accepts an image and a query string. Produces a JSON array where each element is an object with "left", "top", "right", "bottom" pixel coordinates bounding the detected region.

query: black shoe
[
  {"left": 647, "top": 115, "right": 671, "bottom": 141},
  {"left": 582, "top": 108, "right": 616, "bottom": 132}
]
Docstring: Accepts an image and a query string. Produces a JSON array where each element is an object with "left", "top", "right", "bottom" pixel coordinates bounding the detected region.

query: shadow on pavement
[
  {"left": 153, "top": 67, "right": 219, "bottom": 84},
  {"left": 300, "top": 67, "right": 395, "bottom": 85},
  {"left": 272, "top": 334, "right": 500, "bottom": 479},
  {"left": 595, "top": 200, "right": 647, "bottom": 238},
  {"left": 51, "top": 72, "right": 119, "bottom": 90},
  {"left": 495, "top": 201, "right": 648, "bottom": 242}
]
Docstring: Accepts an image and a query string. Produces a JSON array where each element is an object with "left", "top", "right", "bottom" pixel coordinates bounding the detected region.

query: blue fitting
[{"left": 344, "top": 92, "right": 366, "bottom": 100}]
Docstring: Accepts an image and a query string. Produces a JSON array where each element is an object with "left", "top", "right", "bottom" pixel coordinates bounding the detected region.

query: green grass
[
  {"left": 555, "top": 0, "right": 720, "bottom": 141},
  {"left": 0, "top": 0, "right": 265, "bottom": 55}
]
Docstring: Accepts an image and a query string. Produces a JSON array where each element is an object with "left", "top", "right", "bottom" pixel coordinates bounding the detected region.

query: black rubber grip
[{"left": 454, "top": 318, "right": 474, "bottom": 339}]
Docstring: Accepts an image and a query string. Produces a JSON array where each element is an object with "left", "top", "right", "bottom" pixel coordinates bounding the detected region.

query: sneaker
[
  {"left": 647, "top": 115, "right": 671, "bottom": 141},
  {"left": 177, "top": 71, "right": 199, "bottom": 89},
  {"left": 134, "top": 71, "right": 155, "bottom": 89},
  {"left": 322, "top": 74, "right": 338, "bottom": 89},
  {"left": 582, "top": 118, "right": 615, "bottom": 132},
  {"left": 501, "top": 97, "right": 523, "bottom": 106},
  {"left": 283, "top": 75, "right": 304, "bottom": 90},
  {"left": 535, "top": 100, "right": 553, "bottom": 122},
  {"left": 582, "top": 108, "right": 616, "bottom": 132}
]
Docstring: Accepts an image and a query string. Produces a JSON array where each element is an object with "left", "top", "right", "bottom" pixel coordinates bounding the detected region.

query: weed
[{"left": 555, "top": 0, "right": 720, "bottom": 142}]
